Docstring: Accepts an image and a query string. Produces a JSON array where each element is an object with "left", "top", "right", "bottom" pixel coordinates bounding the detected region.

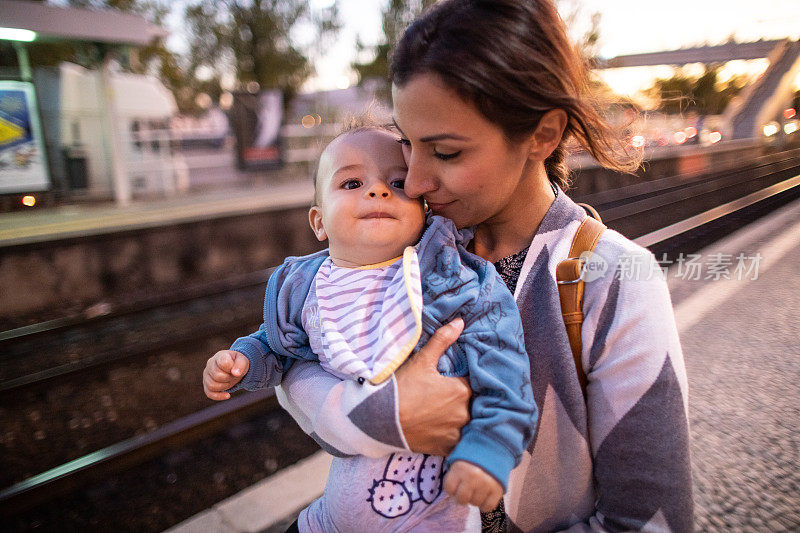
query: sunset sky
[
  {"left": 161, "top": 0, "right": 800, "bottom": 95},
  {"left": 302, "top": 0, "right": 800, "bottom": 94}
]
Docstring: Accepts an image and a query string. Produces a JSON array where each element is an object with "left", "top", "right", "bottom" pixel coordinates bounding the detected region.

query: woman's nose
[{"left": 403, "top": 154, "right": 435, "bottom": 199}]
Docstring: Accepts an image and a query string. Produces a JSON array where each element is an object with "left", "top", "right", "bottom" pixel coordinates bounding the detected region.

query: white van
[{"left": 34, "top": 62, "right": 187, "bottom": 198}]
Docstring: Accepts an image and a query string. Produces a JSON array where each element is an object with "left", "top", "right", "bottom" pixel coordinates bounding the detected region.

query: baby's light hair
[{"left": 312, "top": 111, "right": 397, "bottom": 206}]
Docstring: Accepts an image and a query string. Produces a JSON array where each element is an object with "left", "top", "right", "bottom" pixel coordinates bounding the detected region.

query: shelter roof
[{"left": 0, "top": 0, "right": 166, "bottom": 46}]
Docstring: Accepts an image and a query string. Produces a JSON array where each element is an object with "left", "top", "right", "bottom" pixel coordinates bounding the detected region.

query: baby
[{"left": 203, "top": 122, "right": 536, "bottom": 532}]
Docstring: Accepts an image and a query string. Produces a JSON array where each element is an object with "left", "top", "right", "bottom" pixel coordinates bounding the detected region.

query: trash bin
[{"left": 63, "top": 146, "right": 88, "bottom": 189}]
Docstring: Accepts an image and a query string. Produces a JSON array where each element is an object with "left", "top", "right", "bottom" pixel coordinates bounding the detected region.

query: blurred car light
[{"left": 763, "top": 122, "right": 780, "bottom": 137}]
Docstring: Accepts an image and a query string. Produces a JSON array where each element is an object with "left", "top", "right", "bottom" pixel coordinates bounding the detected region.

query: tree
[
  {"left": 647, "top": 64, "right": 746, "bottom": 115},
  {"left": 558, "top": 0, "right": 602, "bottom": 62},
  {"left": 351, "top": 0, "right": 436, "bottom": 92},
  {"left": 66, "top": 0, "right": 210, "bottom": 113},
  {"left": 352, "top": 0, "right": 602, "bottom": 100},
  {"left": 183, "top": 0, "right": 340, "bottom": 103}
]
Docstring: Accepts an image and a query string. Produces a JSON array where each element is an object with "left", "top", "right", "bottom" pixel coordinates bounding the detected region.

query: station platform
[
  {"left": 0, "top": 182, "right": 315, "bottom": 248},
  {"left": 165, "top": 196, "right": 800, "bottom": 532}
]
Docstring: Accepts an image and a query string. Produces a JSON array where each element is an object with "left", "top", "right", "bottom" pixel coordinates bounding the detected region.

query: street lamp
[
  {"left": 0, "top": 27, "right": 36, "bottom": 81},
  {"left": 0, "top": 27, "right": 36, "bottom": 42}
]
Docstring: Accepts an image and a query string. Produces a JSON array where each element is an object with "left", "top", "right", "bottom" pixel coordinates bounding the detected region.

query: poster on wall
[
  {"left": 0, "top": 81, "right": 50, "bottom": 193},
  {"left": 230, "top": 90, "right": 283, "bottom": 171}
]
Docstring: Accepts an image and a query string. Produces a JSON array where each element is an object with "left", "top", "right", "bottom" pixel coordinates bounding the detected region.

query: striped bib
[{"left": 314, "top": 247, "right": 423, "bottom": 384}]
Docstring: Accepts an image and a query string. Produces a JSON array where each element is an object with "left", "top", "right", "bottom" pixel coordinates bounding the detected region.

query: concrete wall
[
  {"left": 568, "top": 140, "right": 764, "bottom": 196},
  {"left": 0, "top": 207, "right": 323, "bottom": 328}
]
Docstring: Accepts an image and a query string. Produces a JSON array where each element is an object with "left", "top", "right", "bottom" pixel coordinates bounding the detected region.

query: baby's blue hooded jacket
[{"left": 229, "top": 215, "right": 536, "bottom": 488}]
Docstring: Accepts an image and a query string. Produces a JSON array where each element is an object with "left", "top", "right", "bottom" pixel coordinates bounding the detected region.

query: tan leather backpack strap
[
  {"left": 576, "top": 202, "right": 602, "bottom": 222},
  {"left": 556, "top": 210, "right": 606, "bottom": 402}
]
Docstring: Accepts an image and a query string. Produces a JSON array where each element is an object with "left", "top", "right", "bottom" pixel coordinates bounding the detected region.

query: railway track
[
  {"left": 0, "top": 268, "right": 273, "bottom": 346},
  {"left": 0, "top": 389, "right": 278, "bottom": 516},
  {"left": 575, "top": 147, "right": 800, "bottom": 240},
  {"left": 2, "top": 150, "right": 800, "bottom": 526},
  {"left": 0, "top": 269, "right": 274, "bottom": 395}
]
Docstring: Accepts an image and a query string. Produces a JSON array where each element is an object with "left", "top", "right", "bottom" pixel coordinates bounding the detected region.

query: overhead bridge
[
  {"left": 599, "top": 39, "right": 800, "bottom": 141},
  {"left": 597, "top": 40, "right": 785, "bottom": 68},
  {"left": 725, "top": 40, "right": 800, "bottom": 139}
]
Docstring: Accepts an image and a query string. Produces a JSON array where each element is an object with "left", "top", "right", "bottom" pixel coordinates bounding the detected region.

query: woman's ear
[
  {"left": 308, "top": 206, "right": 328, "bottom": 242},
  {"left": 528, "top": 109, "right": 568, "bottom": 161}
]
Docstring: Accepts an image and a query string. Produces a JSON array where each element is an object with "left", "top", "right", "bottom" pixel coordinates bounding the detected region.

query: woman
[{"left": 278, "top": 0, "right": 693, "bottom": 531}]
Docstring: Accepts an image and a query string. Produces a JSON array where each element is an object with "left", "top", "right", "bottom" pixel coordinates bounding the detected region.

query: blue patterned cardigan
[{"left": 276, "top": 191, "right": 694, "bottom": 532}]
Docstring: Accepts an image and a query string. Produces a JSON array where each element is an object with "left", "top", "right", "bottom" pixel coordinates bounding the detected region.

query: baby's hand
[
  {"left": 443, "top": 460, "right": 503, "bottom": 512},
  {"left": 203, "top": 350, "right": 249, "bottom": 400}
]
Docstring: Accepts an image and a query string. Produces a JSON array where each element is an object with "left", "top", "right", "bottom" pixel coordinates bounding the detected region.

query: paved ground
[{"left": 669, "top": 198, "right": 800, "bottom": 532}]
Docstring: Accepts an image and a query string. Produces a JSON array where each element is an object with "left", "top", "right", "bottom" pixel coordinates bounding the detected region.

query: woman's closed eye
[
  {"left": 397, "top": 137, "right": 460, "bottom": 161},
  {"left": 434, "top": 147, "right": 461, "bottom": 161},
  {"left": 397, "top": 137, "right": 461, "bottom": 161}
]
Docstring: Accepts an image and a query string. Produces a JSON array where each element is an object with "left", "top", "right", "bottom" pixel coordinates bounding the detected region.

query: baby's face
[{"left": 310, "top": 129, "right": 425, "bottom": 267}]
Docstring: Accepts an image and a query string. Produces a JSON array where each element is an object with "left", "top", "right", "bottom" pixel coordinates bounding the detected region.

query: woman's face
[{"left": 392, "top": 73, "right": 537, "bottom": 229}]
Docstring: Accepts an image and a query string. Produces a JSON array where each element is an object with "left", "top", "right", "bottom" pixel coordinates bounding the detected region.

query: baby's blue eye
[
  {"left": 391, "top": 179, "right": 406, "bottom": 189},
  {"left": 342, "top": 179, "right": 361, "bottom": 190}
]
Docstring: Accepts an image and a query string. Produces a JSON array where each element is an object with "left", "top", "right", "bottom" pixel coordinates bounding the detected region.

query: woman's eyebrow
[
  {"left": 419, "top": 133, "right": 469, "bottom": 142},
  {"left": 391, "top": 118, "right": 468, "bottom": 143}
]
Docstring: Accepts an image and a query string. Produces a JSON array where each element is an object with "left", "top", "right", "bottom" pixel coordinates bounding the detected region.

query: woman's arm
[
  {"left": 277, "top": 319, "right": 471, "bottom": 458},
  {"left": 576, "top": 242, "right": 693, "bottom": 532}
]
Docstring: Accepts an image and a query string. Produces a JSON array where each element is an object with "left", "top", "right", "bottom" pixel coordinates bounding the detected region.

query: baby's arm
[
  {"left": 225, "top": 325, "right": 288, "bottom": 392},
  {"left": 204, "top": 256, "right": 323, "bottom": 397},
  {"left": 442, "top": 265, "right": 537, "bottom": 502},
  {"left": 200, "top": 322, "right": 289, "bottom": 400}
]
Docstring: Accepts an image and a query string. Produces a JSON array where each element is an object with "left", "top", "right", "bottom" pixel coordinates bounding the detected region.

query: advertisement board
[
  {"left": 230, "top": 90, "right": 283, "bottom": 170},
  {"left": 0, "top": 81, "right": 50, "bottom": 193}
]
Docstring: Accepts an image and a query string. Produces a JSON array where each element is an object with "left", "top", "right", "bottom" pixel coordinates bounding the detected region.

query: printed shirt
[{"left": 313, "top": 249, "right": 423, "bottom": 384}]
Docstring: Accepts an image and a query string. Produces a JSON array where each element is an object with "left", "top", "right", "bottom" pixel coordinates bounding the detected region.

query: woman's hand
[{"left": 395, "top": 318, "right": 471, "bottom": 456}]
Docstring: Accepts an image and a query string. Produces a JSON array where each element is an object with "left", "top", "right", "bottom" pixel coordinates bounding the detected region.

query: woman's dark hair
[{"left": 390, "top": 0, "right": 640, "bottom": 189}]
